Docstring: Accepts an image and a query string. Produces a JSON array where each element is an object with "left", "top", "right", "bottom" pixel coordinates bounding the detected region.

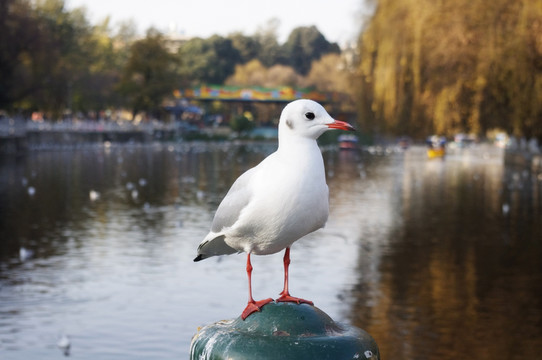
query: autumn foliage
[{"left": 356, "top": 0, "right": 542, "bottom": 140}]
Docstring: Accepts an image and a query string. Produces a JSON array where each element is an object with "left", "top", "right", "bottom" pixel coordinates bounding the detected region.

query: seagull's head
[{"left": 279, "top": 99, "right": 355, "bottom": 140}]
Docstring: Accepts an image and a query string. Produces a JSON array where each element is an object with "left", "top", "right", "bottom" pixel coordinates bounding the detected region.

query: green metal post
[{"left": 190, "top": 302, "right": 380, "bottom": 360}]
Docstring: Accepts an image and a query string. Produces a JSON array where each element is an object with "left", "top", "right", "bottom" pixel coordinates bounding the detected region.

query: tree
[
  {"left": 302, "top": 53, "right": 355, "bottom": 112},
  {"left": 0, "top": 0, "right": 32, "bottom": 109},
  {"left": 118, "top": 29, "right": 180, "bottom": 119},
  {"left": 68, "top": 17, "right": 125, "bottom": 113},
  {"left": 229, "top": 32, "right": 261, "bottom": 64},
  {"left": 0, "top": 0, "right": 93, "bottom": 117},
  {"left": 266, "top": 65, "right": 303, "bottom": 87},
  {"left": 254, "top": 18, "right": 287, "bottom": 67},
  {"left": 356, "top": 0, "right": 542, "bottom": 141},
  {"left": 283, "top": 26, "right": 340, "bottom": 75},
  {"left": 178, "top": 35, "right": 240, "bottom": 84},
  {"left": 302, "top": 54, "right": 349, "bottom": 92},
  {"left": 30, "top": 0, "right": 96, "bottom": 118},
  {"left": 225, "top": 59, "right": 302, "bottom": 88}
]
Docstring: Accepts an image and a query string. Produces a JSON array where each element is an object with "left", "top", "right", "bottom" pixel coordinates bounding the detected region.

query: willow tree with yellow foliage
[{"left": 356, "top": 0, "right": 542, "bottom": 140}]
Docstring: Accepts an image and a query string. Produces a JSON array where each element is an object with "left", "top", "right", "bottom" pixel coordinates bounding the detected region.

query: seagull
[
  {"left": 57, "top": 333, "right": 71, "bottom": 356},
  {"left": 89, "top": 190, "right": 100, "bottom": 201},
  {"left": 194, "top": 99, "right": 355, "bottom": 319},
  {"left": 19, "top": 247, "right": 34, "bottom": 262}
]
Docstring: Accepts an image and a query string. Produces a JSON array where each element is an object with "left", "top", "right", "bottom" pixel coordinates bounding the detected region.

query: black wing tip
[{"left": 193, "top": 254, "right": 204, "bottom": 262}]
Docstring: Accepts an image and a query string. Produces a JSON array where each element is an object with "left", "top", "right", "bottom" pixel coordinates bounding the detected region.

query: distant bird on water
[
  {"left": 19, "top": 247, "right": 34, "bottom": 262},
  {"left": 57, "top": 333, "right": 71, "bottom": 356},
  {"left": 194, "top": 99, "right": 355, "bottom": 319},
  {"left": 89, "top": 190, "right": 100, "bottom": 201}
]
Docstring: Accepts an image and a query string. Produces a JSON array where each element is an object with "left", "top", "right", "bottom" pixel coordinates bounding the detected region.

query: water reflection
[
  {"left": 350, "top": 146, "right": 542, "bottom": 360},
  {"left": 0, "top": 143, "right": 541, "bottom": 359},
  {"left": 0, "top": 143, "right": 277, "bottom": 359}
]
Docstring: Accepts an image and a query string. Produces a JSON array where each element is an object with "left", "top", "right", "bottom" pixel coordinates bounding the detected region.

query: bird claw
[
  {"left": 276, "top": 294, "right": 314, "bottom": 305},
  {"left": 241, "top": 298, "right": 274, "bottom": 320}
]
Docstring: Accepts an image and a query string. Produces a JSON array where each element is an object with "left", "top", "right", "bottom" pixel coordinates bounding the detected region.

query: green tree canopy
[
  {"left": 1, "top": 0, "right": 93, "bottom": 117},
  {"left": 283, "top": 26, "right": 340, "bottom": 75},
  {"left": 253, "top": 18, "right": 287, "bottom": 67},
  {"left": 178, "top": 35, "right": 241, "bottom": 85},
  {"left": 0, "top": 0, "right": 34, "bottom": 109},
  {"left": 118, "top": 29, "right": 180, "bottom": 119},
  {"left": 229, "top": 32, "right": 261, "bottom": 64},
  {"left": 0, "top": 1, "right": 351, "bottom": 120}
]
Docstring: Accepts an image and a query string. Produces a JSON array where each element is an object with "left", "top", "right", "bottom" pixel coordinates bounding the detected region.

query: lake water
[{"left": 0, "top": 142, "right": 541, "bottom": 359}]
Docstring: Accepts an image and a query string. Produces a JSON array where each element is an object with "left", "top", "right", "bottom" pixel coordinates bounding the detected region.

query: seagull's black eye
[{"left": 305, "top": 112, "right": 315, "bottom": 120}]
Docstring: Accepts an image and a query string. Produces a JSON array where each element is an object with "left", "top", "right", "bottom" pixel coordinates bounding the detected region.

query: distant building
[{"left": 164, "top": 25, "right": 192, "bottom": 53}]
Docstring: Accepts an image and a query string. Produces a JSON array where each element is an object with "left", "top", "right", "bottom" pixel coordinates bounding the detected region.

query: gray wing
[
  {"left": 210, "top": 167, "right": 256, "bottom": 233},
  {"left": 193, "top": 167, "right": 256, "bottom": 261}
]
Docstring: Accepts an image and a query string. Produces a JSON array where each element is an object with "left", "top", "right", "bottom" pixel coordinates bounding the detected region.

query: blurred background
[{"left": 1, "top": 0, "right": 542, "bottom": 359}]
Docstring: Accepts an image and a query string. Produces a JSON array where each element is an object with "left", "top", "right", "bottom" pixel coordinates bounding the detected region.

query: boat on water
[
  {"left": 338, "top": 134, "right": 359, "bottom": 150},
  {"left": 427, "top": 147, "right": 446, "bottom": 158},
  {"left": 426, "top": 135, "right": 446, "bottom": 158}
]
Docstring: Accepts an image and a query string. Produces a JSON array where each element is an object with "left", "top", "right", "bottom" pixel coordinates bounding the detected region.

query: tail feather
[
  {"left": 193, "top": 254, "right": 205, "bottom": 262},
  {"left": 194, "top": 235, "right": 237, "bottom": 262}
]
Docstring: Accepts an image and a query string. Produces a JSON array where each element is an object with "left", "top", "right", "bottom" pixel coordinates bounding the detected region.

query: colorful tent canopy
[{"left": 180, "top": 85, "right": 334, "bottom": 103}]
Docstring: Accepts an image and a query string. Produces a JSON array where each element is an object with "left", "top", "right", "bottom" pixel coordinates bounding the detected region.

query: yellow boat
[
  {"left": 427, "top": 147, "right": 445, "bottom": 158},
  {"left": 426, "top": 135, "right": 446, "bottom": 158}
]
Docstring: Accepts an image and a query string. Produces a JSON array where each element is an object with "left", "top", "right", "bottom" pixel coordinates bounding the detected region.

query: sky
[{"left": 65, "top": 0, "right": 366, "bottom": 46}]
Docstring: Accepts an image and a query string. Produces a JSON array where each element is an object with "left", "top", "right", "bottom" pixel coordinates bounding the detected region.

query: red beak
[{"left": 327, "top": 120, "right": 355, "bottom": 131}]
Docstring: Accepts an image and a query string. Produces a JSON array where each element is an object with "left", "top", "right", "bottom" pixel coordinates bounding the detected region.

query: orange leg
[
  {"left": 276, "top": 247, "right": 314, "bottom": 305},
  {"left": 241, "top": 253, "right": 273, "bottom": 320}
]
